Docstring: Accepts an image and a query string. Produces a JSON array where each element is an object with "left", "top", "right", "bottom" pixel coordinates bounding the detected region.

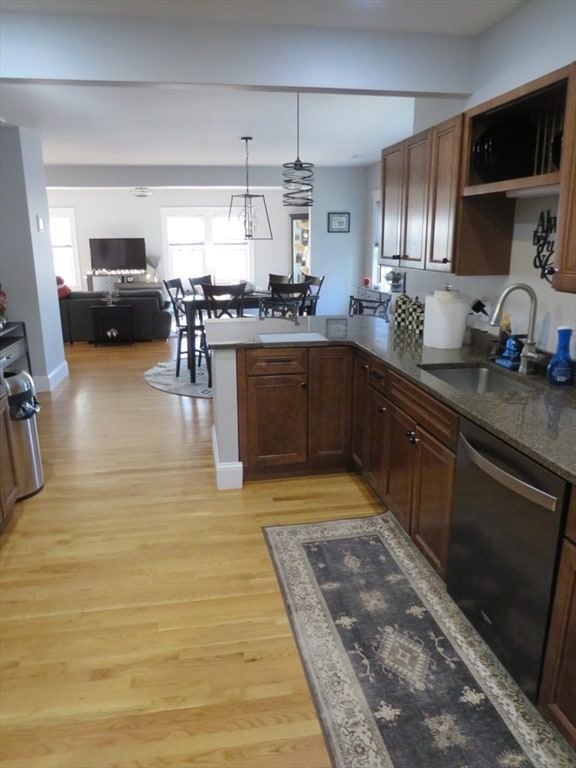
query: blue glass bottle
[{"left": 547, "top": 327, "right": 574, "bottom": 386}]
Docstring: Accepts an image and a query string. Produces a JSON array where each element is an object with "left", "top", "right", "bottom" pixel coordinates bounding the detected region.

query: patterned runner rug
[
  {"left": 263, "top": 513, "right": 575, "bottom": 768},
  {"left": 144, "top": 360, "right": 212, "bottom": 398}
]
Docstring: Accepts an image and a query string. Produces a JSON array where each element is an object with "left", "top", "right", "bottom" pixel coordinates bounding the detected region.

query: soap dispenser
[{"left": 547, "top": 327, "right": 574, "bottom": 386}]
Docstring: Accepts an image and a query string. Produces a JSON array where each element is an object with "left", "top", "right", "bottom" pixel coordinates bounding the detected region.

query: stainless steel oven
[{"left": 446, "top": 418, "right": 569, "bottom": 702}]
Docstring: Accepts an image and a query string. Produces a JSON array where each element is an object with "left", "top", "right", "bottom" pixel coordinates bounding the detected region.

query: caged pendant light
[
  {"left": 229, "top": 136, "right": 273, "bottom": 240},
  {"left": 282, "top": 93, "right": 314, "bottom": 206}
]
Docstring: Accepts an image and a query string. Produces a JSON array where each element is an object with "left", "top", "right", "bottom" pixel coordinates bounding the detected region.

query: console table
[{"left": 90, "top": 305, "right": 134, "bottom": 346}]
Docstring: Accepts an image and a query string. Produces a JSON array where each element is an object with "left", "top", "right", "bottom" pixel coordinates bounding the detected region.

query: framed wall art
[{"left": 327, "top": 211, "right": 350, "bottom": 233}]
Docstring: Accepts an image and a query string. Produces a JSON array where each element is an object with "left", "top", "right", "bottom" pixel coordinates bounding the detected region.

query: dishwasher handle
[{"left": 460, "top": 433, "right": 558, "bottom": 512}]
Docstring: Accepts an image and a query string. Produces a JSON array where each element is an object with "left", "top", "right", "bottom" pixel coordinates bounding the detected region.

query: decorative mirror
[{"left": 290, "top": 213, "right": 310, "bottom": 281}]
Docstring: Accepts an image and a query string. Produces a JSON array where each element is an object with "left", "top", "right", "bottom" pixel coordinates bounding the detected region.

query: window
[
  {"left": 49, "top": 209, "right": 80, "bottom": 288},
  {"left": 162, "top": 208, "right": 252, "bottom": 283}
]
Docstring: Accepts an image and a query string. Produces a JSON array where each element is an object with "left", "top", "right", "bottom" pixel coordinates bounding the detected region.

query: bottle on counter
[{"left": 547, "top": 326, "right": 574, "bottom": 386}]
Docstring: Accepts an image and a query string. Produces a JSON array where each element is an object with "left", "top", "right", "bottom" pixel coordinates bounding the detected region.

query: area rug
[
  {"left": 263, "top": 513, "right": 575, "bottom": 768},
  {"left": 144, "top": 360, "right": 212, "bottom": 398}
]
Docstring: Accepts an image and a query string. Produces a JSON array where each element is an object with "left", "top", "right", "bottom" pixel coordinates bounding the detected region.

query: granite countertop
[{"left": 206, "top": 315, "right": 576, "bottom": 485}]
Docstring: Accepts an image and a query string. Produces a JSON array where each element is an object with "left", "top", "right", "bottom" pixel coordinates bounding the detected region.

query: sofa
[{"left": 59, "top": 289, "right": 172, "bottom": 343}]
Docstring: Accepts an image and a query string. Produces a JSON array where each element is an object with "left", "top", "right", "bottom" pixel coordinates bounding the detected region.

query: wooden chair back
[
  {"left": 201, "top": 282, "right": 247, "bottom": 318},
  {"left": 268, "top": 273, "right": 293, "bottom": 289},
  {"left": 163, "top": 278, "right": 187, "bottom": 330}
]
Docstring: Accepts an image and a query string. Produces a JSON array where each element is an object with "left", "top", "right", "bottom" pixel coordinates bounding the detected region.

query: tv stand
[{"left": 86, "top": 270, "right": 146, "bottom": 291}]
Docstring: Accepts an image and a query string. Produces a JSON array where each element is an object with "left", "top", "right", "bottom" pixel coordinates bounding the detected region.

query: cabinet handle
[
  {"left": 405, "top": 430, "right": 419, "bottom": 444},
  {"left": 361, "top": 364, "right": 369, "bottom": 370},
  {"left": 392, "top": 254, "right": 401, "bottom": 260},
  {"left": 441, "top": 258, "right": 448, "bottom": 264},
  {"left": 377, "top": 406, "right": 386, "bottom": 413},
  {"left": 300, "top": 381, "right": 307, "bottom": 388}
]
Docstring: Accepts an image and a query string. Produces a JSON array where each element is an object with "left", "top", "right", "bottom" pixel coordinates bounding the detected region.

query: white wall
[
  {"left": 47, "top": 187, "right": 296, "bottom": 291},
  {"left": 0, "top": 126, "right": 68, "bottom": 391},
  {"left": 469, "top": 0, "right": 576, "bottom": 105},
  {"left": 48, "top": 167, "right": 370, "bottom": 316}
]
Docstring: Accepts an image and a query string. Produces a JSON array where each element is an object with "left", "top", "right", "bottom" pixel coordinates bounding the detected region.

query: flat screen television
[{"left": 89, "top": 237, "right": 147, "bottom": 272}]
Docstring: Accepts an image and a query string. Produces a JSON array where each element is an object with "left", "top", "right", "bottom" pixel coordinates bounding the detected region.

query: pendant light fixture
[
  {"left": 282, "top": 93, "right": 314, "bottom": 206},
  {"left": 229, "top": 136, "right": 273, "bottom": 240}
]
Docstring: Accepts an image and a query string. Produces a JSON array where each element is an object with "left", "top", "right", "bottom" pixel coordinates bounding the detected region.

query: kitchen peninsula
[{"left": 206, "top": 314, "right": 575, "bottom": 490}]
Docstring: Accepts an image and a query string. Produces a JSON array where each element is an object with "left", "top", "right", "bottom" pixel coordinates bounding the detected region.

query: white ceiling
[{"left": 0, "top": 0, "right": 526, "bottom": 168}]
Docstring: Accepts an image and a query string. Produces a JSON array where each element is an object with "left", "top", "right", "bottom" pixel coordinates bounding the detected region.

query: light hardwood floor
[{"left": 0, "top": 338, "right": 380, "bottom": 768}]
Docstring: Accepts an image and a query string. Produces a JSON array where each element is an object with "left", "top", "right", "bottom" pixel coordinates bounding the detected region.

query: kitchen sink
[{"left": 419, "top": 364, "right": 537, "bottom": 395}]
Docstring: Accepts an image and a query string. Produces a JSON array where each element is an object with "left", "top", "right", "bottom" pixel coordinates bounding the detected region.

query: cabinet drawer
[
  {"left": 0, "top": 338, "right": 26, "bottom": 369},
  {"left": 367, "top": 358, "right": 387, "bottom": 396},
  {"left": 387, "top": 369, "right": 458, "bottom": 450},
  {"left": 244, "top": 347, "right": 308, "bottom": 376}
]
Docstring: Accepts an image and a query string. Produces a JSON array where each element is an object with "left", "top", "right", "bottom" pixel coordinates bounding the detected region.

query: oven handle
[{"left": 460, "top": 434, "right": 558, "bottom": 512}]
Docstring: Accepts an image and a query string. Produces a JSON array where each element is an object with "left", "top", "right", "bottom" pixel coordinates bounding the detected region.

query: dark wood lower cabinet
[
  {"left": 384, "top": 401, "right": 415, "bottom": 534},
  {"left": 0, "top": 389, "right": 19, "bottom": 525},
  {"left": 237, "top": 345, "right": 353, "bottom": 479},
  {"left": 244, "top": 373, "right": 308, "bottom": 469},
  {"left": 364, "top": 387, "right": 389, "bottom": 500},
  {"left": 308, "top": 346, "right": 353, "bottom": 469},
  {"left": 539, "top": 490, "right": 576, "bottom": 751},
  {"left": 351, "top": 351, "right": 369, "bottom": 470},
  {"left": 411, "top": 428, "right": 455, "bottom": 579}
]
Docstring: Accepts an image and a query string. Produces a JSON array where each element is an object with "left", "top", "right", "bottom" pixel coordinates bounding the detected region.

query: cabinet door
[
  {"left": 244, "top": 374, "right": 308, "bottom": 469},
  {"left": 539, "top": 537, "right": 576, "bottom": 750},
  {"left": 380, "top": 142, "right": 404, "bottom": 265},
  {"left": 411, "top": 428, "right": 455, "bottom": 578},
  {"left": 364, "top": 387, "right": 389, "bottom": 500},
  {"left": 385, "top": 401, "right": 416, "bottom": 533},
  {"left": 351, "top": 351, "right": 369, "bottom": 469},
  {"left": 553, "top": 64, "right": 576, "bottom": 293},
  {"left": 308, "top": 347, "right": 353, "bottom": 469},
  {"left": 426, "top": 115, "right": 462, "bottom": 272},
  {"left": 0, "top": 392, "right": 19, "bottom": 523},
  {"left": 401, "top": 130, "right": 429, "bottom": 269}
]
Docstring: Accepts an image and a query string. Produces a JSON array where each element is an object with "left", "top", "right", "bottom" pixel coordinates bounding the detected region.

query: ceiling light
[
  {"left": 282, "top": 93, "right": 314, "bottom": 207},
  {"left": 229, "top": 137, "right": 273, "bottom": 240},
  {"left": 130, "top": 186, "right": 153, "bottom": 197}
]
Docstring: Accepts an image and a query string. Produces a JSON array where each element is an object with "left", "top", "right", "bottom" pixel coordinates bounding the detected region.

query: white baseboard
[
  {"left": 33, "top": 359, "right": 69, "bottom": 392},
  {"left": 211, "top": 424, "right": 243, "bottom": 490}
]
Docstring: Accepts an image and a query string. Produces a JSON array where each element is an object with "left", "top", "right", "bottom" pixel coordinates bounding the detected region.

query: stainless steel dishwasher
[{"left": 446, "top": 418, "right": 569, "bottom": 703}]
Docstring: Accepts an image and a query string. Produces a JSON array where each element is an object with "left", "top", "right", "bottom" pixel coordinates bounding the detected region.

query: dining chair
[
  {"left": 267, "top": 272, "right": 293, "bottom": 288},
  {"left": 201, "top": 281, "right": 247, "bottom": 319},
  {"left": 302, "top": 274, "right": 324, "bottom": 315},
  {"left": 258, "top": 281, "right": 311, "bottom": 325},
  {"left": 188, "top": 275, "right": 212, "bottom": 294},
  {"left": 164, "top": 277, "right": 210, "bottom": 379}
]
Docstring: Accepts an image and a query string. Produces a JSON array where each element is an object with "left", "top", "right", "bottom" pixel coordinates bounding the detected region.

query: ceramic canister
[{"left": 423, "top": 289, "right": 469, "bottom": 349}]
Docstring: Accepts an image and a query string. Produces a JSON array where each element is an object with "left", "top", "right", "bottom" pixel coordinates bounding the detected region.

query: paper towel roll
[{"left": 423, "top": 290, "right": 469, "bottom": 349}]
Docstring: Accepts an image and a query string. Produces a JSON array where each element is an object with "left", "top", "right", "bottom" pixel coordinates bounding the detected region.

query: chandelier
[
  {"left": 229, "top": 136, "right": 273, "bottom": 240},
  {"left": 282, "top": 93, "right": 314, "bottom": 206}
]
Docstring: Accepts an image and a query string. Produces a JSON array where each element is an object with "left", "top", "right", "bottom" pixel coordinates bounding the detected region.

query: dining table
[{"left": 183, "top": 291, "right": 270, "bottom": 383}]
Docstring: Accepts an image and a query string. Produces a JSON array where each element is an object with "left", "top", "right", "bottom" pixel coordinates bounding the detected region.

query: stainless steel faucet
[{"left": 489, "top": 283, "right": 540, "bottom": 374}]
